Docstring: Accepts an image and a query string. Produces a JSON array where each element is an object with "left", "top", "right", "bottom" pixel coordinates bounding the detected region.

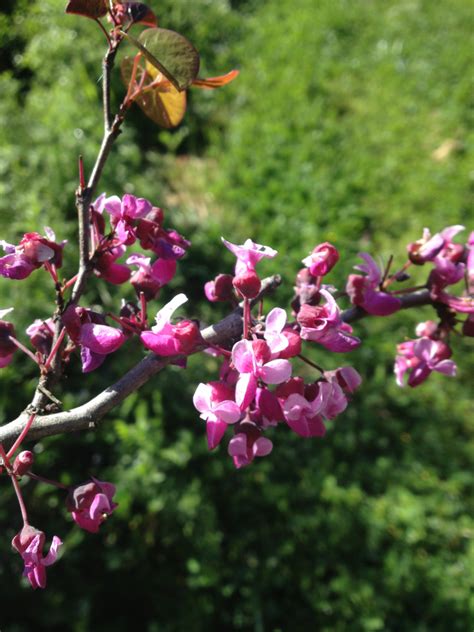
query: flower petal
[
  {"left": 260, "top": 359, "right": 292, "bottom": 384},
  {"left": 79, "top": 323, "right": 125, "bottom": 354}
]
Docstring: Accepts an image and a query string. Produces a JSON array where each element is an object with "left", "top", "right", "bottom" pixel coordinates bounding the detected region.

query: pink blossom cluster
[
  {"left": 196, "top": 238, "right": 363, "bottom": 468},
  {"left": 393, "top": 225, "right": 474, "bottom": 387},
  {"left": 407, "top": 225, "right": 474, "bottom": 315},
  {"left": 0, "top": 194, "right": 201, "bottom": 373}
]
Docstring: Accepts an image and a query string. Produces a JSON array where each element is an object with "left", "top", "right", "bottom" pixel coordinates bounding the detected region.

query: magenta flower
[
  {"left": 0, "top": 229, "right": 65, "bottom": 280},
  {"left": 297, "top": 289, "right": 361, "bottom": 352},
  {"left": 280, "top": 378, "right": 349, "bottom": 437},
  {"left": 94, "top": 244, "right": 131, "bottom": 285},
  {"left": 395, "top": 337, "right": 457, "bottom": 387},
  {"left": 98, "top": 193, "right": 153, "bottom": 245},
  {"left": 232, "top": 339, "right": 292, "bottom": 410},
  {"left": 26, "top": 318, "right": 54, "bottom": 356},
  {"left": 221, "top": 237, "right": 277, "bottom": 275},
  {"left": 407, "top": 225, "right": 465, "bottom": 264},
  {"left": 126, "top": 253, "right": 176, "bottom": 301},
  {"left": 66, "top": 477, "right": 117, "bottom": 533},
  {"left": 62, "top": 305, "right": 126, "bottom": 373},
  {"left": 430, "top": 255, "right": 465, "bottom": 291},
  {"left": 193, "top": 381, "right": 242, "bottom": 449},
  {"left": 228, "top": 423, "right": 273, "bottom": 469},
  {"left": 12, "top": 525, "right": 62, "bottom": 589},
  {"left": 281, "top": 385, "right": 327, "bottom": 438},
  {"left": 324, "top": 365, "right": 362, "bottom": 394},
  {"left": 302, "top": 242, "right": 339, "bottom": 277},
  {"left": 141, "top": 294, "right": 201, "bottom": 356},
  {"left": 346, "top": 253, "right": 401, "bottom": 316}
]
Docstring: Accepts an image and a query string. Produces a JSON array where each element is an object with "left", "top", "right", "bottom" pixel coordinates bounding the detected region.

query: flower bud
[
  {"left": 205, "top": 274, "right": 235, "bottom": 302},
  {"left": 302, "top": 242, "right": 339, "bottom": 277},
  {"left": 13, "top": 450, "right": 34, "bottom": 476},
  {"left": 173, "top": 320, "right": 202, "bottom": 354},
  {"left": 415, "top": 320, "right": 438, "bottom": 338},
  {"left": 232, "top": 269, "right": 261, "bottom": 299},
  {"left": 26, "top": 319, "right": 54, "bottom": 355}
]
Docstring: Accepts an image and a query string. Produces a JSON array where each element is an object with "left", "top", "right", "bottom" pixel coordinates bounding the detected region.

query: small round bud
[
  {"left": 13, "top": 451, "right": 34, "bottom": 476},
  {"left": 233, "top": 270, "right": 261, "bottom": 299}
]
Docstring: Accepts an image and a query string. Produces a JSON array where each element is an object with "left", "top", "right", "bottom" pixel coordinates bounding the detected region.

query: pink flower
[
  {"left": 94, "top": 244, "right": 131, "bottom": 285},
  {"left": 429, "top": 256, "right": 465, "bottom": 294},
  {"left": 12, "top": 525, "right": 62, "bottom": 589},
  {"left": 407, "top": 225, "right": 465, "bottom": 264},
  {"left": 0, "top": 230, "right": 65, "bottom": 280},
  {"left": 263, "top": 307, "right": 289, "bottom": 355},
  {"left": 66, "top": 477, "right": 117, "bottom": 533},
  {"left": 221, "top": 237, "right": 277, "bottom": 275},
  {"left": 126, "top": 253, "right": 176, "bottom": 300},
  {"left": 282, "top": 391, "right": 327, "bottom": 438},
  {"left": 324, "top": 366, "right": 362, "bottom": 394},
  {"left": 132, "top": 205, "right": 190, "bottom": 260},
  {"left": 302, "top": 242, "right": 339, "bottom": 277},
  {"left": 98, "top": 193, "right": 153, "bottom": 245},
  {"left": 62, "top": 305, "right": 126, "bottom": 373},
  {"left": 395, "top": 337, "right": 456, "bottom": 387},
  {"left": 297, "top": 289, "right": 361, "bottom": 352},
  {"left": 346, "top": 253, "right": 401, "bottom": 316},
  {"left": 232, "top": 339, "right": 292, "bottom": 410},
  {"left": 141, "top": 294, "right": 201, "bottom": 356},
  {"left": 228, "top": 422, "right": 273, "bottom": 469},
  {"left": 26, "top": 318, "right": 55, "bottom": 356},
  {"left": 193, "top": 381, "right": 241, "bottom": 449}
]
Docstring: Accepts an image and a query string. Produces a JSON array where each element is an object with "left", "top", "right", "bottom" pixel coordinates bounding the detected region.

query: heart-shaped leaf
[
  {"left": 121, "top": 57, "right": 187, "bottom": 128},
  {"left": 135, "top": 28, "right": 200, "bottom": 91},
  {"left": 65, "top": 0, "right": 107, "bottom": 19}
]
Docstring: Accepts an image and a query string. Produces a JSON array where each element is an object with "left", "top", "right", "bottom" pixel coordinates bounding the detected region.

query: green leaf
[
  {"left": 65, "top": 0, "right": 108, "bottom": 19},
  {"left": 135, "top": 27, "right": 200, "bottom": 91}
]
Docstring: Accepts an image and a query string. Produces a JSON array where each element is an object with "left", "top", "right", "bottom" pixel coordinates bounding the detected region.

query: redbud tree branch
[
  {"left": 30, "top": 42, "right": 124, "bottom": 415},
  {"left": 0, "top": 285, "right": 432, "bottom": 447}
]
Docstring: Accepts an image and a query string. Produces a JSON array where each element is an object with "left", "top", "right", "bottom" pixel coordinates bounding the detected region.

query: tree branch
[
  {"left": 0, "top": 276, "right": 281, "bottom": 446},
  {"left": 0, "top": 285, "right": 434, "bottom": 446}
]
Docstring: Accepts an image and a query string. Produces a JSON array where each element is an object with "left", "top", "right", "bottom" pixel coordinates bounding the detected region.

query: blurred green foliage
[{"left": 0, "top": 0, "right": 473, "bottom": 630}]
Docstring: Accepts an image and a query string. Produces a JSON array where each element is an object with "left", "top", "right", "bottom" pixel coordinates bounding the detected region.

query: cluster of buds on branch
[{"left": 0, "top": 0, "right": 472, "bottom": 590}]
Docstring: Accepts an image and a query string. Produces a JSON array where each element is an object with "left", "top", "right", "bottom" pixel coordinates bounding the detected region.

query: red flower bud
[
  {"left": 233, "top": 269, "right": 261, "bottom": 299},
  {"left": 174, "top": 320, "right": 202, "bottom": 354},
  {"left": 13, "top": 450, "right": 34, "bottom": 476}
]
